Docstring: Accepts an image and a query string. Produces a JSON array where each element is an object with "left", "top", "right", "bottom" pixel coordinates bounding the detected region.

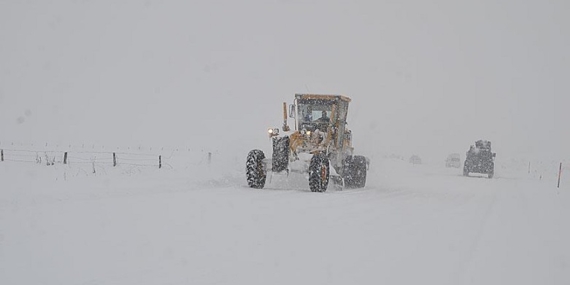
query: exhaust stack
[{"left": 282, "top": 102, "right": 290, "bottom": 131}]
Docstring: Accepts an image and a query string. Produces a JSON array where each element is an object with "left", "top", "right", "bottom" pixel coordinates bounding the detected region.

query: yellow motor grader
[{"left": 246, "top": 94, "right": 369, "bottom": 192}]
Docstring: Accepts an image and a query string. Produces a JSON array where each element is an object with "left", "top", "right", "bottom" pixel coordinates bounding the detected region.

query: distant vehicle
[
  {"left": 409, "top": 155, "right": 422, "bottom": 165},
  {"left": 387, "top": 154, "right": 404, "bottom": 160},
  {"left": 445, "top": 153, "right": 461, "bottom": 168},
  {"left": 463, "top": 140, "right": 496, "bottom": 178}
]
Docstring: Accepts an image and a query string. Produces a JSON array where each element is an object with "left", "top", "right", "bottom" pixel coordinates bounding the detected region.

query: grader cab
[{"left": 246, "top": 94, "right": 369, "bottom": 192}]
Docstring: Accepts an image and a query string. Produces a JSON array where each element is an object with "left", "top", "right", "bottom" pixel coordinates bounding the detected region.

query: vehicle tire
[
  {"left": 246, "top": 149, "right": 266, "bottom": 189},
  {"left": 272, "top": 136, "right": 290, "bottom": 173},
  {"left": 342, "top": 156, "right": 354, "bottom": 187},
  {"left": 488, "top": 162, "right": 494, "bottom": 179},
  {"left": 343, "top": 155, "right": 367, "bottom": 188},
  {"left": 309, "top": 153, "right": 330, "bottom": 192},
  {"left": 352, "top": 155, "right": 368, "bottom": 188}
]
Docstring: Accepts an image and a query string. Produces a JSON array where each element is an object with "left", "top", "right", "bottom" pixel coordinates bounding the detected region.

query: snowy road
[{"left": 1, "top": 159, "right": 569, "bottom": 285}]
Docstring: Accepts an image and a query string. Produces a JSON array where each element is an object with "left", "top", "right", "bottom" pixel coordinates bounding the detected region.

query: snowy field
[
  {"left": 2, "top": 1, "right": 569, "bottom": 284},
  {"left": 1, "top": 153, "right": 568, "bottom": 285}
]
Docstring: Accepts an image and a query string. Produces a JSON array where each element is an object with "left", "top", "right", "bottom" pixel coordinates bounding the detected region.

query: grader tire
[
  {"left": 246, "top": 150, "right": 266, "bottom": 189},
  {"left": 309, "top": 153, "right": 330, "bottom": 192}
]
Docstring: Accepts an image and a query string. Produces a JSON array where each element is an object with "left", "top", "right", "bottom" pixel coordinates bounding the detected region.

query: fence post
[
  {"left": 113, "top": 152, "right": 117, "bottom": 167},
  {"left": 1, "top": 149, "right": 3, "bottom": 162},
  {"left": 159, "top": 155, "right": 162, "bottom": 169},
  {"left": 63, "top": 152, "right": 68, "bottom": 164},
  {"left": 557, "top": 162, "right": 562, "bottom": 188},
  {"left": 528, "top": 161, "right": 531, "bottom": 174}
]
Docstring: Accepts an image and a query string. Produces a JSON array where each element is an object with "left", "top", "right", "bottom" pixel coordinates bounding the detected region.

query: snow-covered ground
[
  {"left": 2, "top": 1, "right": 569, "bottom": 284},
  {"left": 1, "top": 153, "right": 568, "bottom": 285}
]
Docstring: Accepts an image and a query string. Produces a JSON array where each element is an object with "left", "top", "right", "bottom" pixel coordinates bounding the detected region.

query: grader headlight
[{"left": 268, "top": 128, "right": 279, "bottom": 137}]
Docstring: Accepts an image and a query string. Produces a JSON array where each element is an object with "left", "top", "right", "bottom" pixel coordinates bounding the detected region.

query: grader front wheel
[
  {"left": 246, "top": 150, "right": 266, "bottom": 189},
  {"left": 309, "top": 153, "right": 330, "bottom": 192}
]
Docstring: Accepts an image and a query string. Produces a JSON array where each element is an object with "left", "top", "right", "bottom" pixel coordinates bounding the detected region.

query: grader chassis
[{"left": 246, "top": 94, "right": 369, "bottom": 192}]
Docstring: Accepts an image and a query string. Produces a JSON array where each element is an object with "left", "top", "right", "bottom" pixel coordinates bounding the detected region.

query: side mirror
[{"left": 289, "top": 104, "right": 295, "bottom": 118}]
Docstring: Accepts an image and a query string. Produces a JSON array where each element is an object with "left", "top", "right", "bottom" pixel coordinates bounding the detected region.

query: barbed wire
[
  {"left": 118, "top": 163, "right": 158, "bottom": 167},
  {"left": 66, "top": 156, "right": 97, "bottom": 161},
  {"left": 115, "top": 157, "right": 158, "bottom": 162},
  {"left": 0, "top": 148, "right": 166, "bottom": 157},
  {"left": 3, "top": 153, "right": 42, "bottom": 158},
  {"left": 66, "top": 161, "right": 114, "bottom": 165},
  {"left": 1, "top": 149, "right": 62, "bottom": 154},
  {"left": 4, "top": 159, "right": 36, "bottom": 163}
]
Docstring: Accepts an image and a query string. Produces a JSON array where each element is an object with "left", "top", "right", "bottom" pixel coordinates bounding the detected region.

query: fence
[{"left": 0, "top": 146, "right": 219, "bottom": 174}]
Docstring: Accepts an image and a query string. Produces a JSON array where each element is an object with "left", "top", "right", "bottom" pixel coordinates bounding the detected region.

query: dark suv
[{"left": 463, "top": 140, "right": 496, "bottom": 178}]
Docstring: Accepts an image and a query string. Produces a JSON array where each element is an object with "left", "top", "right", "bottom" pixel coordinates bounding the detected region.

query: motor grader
[{"left": 246, "top": 94, "right": 369, "bottom": 192}]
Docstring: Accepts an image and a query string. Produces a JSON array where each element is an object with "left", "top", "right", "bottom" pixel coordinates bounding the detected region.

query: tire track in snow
[{"left": 451, "top": 181, "right": 499, "bottom": 284}]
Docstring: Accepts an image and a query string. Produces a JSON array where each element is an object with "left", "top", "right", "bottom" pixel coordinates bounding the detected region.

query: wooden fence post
[
  {"left": 63, "top": 152, "right": 68, "bottom": 164},
  {"left": 528, "top": 161, "right": 531, "bottom": 174},
  {"left": 558, "top": 162, "right": 562, "bottom": 188},
  {"left": 159, "top": 155, "right": 162, "bottom": 169},
  {"left": 113, "top": 152, "right": 117, "bottom": 167}
]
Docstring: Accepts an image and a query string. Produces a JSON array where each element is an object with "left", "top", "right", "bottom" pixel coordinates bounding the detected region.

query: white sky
[{"left": 1, "top": 0, "right": 569, "bottom": 161}]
